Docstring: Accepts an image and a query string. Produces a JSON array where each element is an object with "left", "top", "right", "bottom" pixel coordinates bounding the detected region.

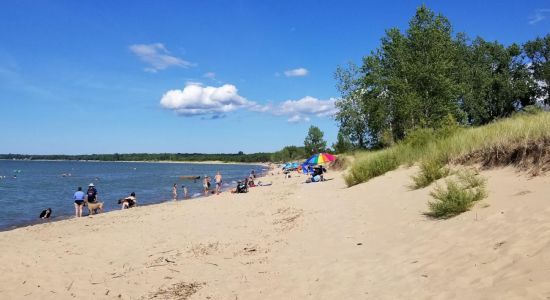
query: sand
[{"left": 1, "top": 166, "right": 550, "bottom": 299}]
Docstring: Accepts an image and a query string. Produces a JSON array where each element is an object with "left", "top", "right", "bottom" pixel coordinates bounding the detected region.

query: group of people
[
  {"left": 171, "top": 171, "right": 225, "bottom": 200},
  {"left": 202, "top": 171, "right": 224, "bottom": 196},
  {"left": 66, "top": 169, "right": 262, "bottom": 218},
  {"left": 72, "top": 183, "right": 136, "bottom": 217}
]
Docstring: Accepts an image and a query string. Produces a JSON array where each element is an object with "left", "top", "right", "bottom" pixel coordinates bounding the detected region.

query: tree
[
  {"left": 270, "top": 146, "right": 305, "bottom": 162},
  {"left": 332, "top": 130, "right": 354, "bottom": 153},
  {"left": 334, "top": 5, "right": 540, "bottom": 149},
  {"left": 461, "top": 38, "right": 535, "bottom": 125},
  {"left": 524, "top": 34, "right": 550, "bottom": 104},
  {"left": 304, "top": 126, "right": 327, "bottom": 155}
]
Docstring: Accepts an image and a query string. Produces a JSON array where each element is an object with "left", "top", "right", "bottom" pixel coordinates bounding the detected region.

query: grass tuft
[
  {"left": 411, "top": 159, "right": 450, "bottom": 189},
  {"left": 426, "top": 170, "right": 487, "bottom": 219}
]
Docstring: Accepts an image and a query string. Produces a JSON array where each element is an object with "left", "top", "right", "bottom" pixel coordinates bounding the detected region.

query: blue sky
[{"left": 0, "top": 0, "right": 549, "bottom": 155}]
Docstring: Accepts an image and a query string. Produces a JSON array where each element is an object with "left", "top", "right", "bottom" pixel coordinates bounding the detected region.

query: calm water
[{"left": 0, "top": 160, "right": 264, "bottom": 230}]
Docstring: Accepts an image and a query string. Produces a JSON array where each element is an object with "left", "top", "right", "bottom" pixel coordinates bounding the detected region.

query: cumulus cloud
[
  {"left": 278, "top": 96, "right": 337, "bottom": 116},
  {"left": 284, "top": 67, "right": 309, "bottom": 77},
  {"left": 129, "top": 43, "right": 195, "bottom": 72},
  {"left": 159, "top": 82, "right": 337, "bottom": 123},
  {"left": 529, "top": 9, "right": 550, "bottom": 25},
  {"left": 255, "top": 96, "right": 337, "bottom": 123},
  {"left": 160, "top": 83, "right": 254, "bottom": 117}
]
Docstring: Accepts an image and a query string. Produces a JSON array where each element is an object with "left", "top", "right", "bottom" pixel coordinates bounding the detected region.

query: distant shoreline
[{"left": 0, "top": 159, "right": 271, "bottom": 166}]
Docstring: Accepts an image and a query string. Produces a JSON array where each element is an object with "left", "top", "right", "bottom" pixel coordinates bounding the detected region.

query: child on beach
[{"left": 203, "top": 175, "right": 210, "bottom": 196}]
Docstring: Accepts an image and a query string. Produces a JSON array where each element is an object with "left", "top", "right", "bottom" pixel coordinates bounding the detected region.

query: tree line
[
  {"left": 1, "top": 126, "right": 332, "bottom": 164},
  {"left": 0, "top": 152, "right": 272, "bottom": 163},
  {"left": 334, "top": 5, "right": 550, "bottom": 150}
]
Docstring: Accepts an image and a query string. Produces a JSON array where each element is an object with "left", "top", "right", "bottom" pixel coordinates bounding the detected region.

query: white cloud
[
  {"left": 160, "top": 83, "right": 254, "bottom": 117},
  {"left": 278, "top": 96, "right": 337, "bottom": 117},
  {"left": 159, "top": 82, "right": 337, "bottom": 123},
  {"left": 129, "top": 43, "right": 195, "bottom": 72},
  {"left": 257, "top": 96, "right": 337, "bottom": 123},
  {"left": 203, "top": 72, "right": 216, "bottom": 79},
  {"left": 529, "top": 9, "right": 550, "bottom": 25},
  {"left": 284, "top": 67, "right": 309, "bottom": 77},
  {"left": 287, "top": 115, "right": 310, "bottom": 123}
]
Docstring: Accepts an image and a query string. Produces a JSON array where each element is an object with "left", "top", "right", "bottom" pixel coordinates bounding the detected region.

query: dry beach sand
[{"left": 2, "top": 167, "right": 550, "bottom": 299}]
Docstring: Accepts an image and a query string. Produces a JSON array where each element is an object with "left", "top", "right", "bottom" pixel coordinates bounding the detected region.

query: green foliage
[
  {"left": 460, "top": 38, "right": 535, "bottom": 125},
  {"left": 304, "top": 125, "right": 327, "bottom": 155},
  {"left": 411, "top": 159, "right": 450, "bottom": 189},
  {"left": 344, "top": 150, "right": 400, "bottom": 186},
  {"left": 524, "top": 34, "right": 550, "bottom": 104},
  {"left": 427, "top": 170, "right": 487, "bottom": 219},
  {"left": 332, "top": 130, "right": 354, "bottom": 154},
  {"left": 334, "top": 5, "right": 539, "bottom": 148},
  {"left": 270, "top": 146, "right": 306, "bottom": 162}
]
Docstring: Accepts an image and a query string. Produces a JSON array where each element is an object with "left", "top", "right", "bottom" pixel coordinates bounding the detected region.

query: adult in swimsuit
[{"left": 73, "top": 186, "right": 85, "bottom": 217}]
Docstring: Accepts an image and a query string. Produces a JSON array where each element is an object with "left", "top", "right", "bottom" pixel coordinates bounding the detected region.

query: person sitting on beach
[
  {"left": 86, "top": 183, "right": 98, "bottom": 203},
  {"left": 74, "top": 186, "right": 85, "bottom": 217},
  {"left": 248, "top": 177, "right": 256, "bottom": 187},
  {"left": 120, "top": 192, "right": 137, "bottom": 209},
  {"left": 215, "top": 171, "right": 222, "bottom": 195},
  {"left": 231, "top": 180, "right": 248, "bottom": 193}
]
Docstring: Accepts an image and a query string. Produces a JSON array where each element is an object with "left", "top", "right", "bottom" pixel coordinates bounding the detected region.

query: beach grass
[
  {"left": 345, "top": 111, "right": 550, "bottom": 187},
  {"left": 426, "top": 170, "right": 487, "bottom": 219},
  {"left": 411, "top": 159, "right": 450, "bottom": 189}
]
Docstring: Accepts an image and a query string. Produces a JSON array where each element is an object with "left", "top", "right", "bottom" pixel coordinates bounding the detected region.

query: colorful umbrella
[{"left": 303, "top": 153, "right": 336, "bottom": 165}]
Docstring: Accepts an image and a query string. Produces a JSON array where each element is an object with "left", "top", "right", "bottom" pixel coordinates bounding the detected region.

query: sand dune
[{"left": 1, "top": 167, "right": 550, "bottom": 299}]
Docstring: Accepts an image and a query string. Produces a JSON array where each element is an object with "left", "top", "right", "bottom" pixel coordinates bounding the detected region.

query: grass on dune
[
  {"left": 345, "top": 111, "right": 550, "bottom": 187},
  {"left": 426, "top": 170, "right": 487, "bottom": 219}
]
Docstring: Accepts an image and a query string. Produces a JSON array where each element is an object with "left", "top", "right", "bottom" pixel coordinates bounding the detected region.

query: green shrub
[
  {"left": 427, "top": 171, "right": 487, "bottom": 219},
  {"left": 411, "top": 159, "right": 450, "bottom": 189}
]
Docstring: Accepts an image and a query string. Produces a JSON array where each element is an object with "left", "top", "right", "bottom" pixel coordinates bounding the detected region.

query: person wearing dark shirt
[{"left": 86, "top": 183, "right": 98, "bottom": 203}]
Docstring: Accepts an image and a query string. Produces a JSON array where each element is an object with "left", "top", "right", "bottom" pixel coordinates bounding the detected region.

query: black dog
[{"left": 39, "top": 208, "right": 52, "bottom": 219}]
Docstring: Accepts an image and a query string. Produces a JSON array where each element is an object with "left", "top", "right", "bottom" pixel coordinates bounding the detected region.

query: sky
[{"left": 0, "top": 0, "right": 549, "bottom": 155}]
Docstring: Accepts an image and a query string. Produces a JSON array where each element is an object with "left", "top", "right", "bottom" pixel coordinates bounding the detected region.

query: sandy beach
[{"left": 2, "top": 166, "right": 550, "bottom": 299}]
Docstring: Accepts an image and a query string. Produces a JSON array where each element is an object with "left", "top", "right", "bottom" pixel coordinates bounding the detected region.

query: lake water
[{"left": 0, "top": 160, "right": 264, "bottom": 230}]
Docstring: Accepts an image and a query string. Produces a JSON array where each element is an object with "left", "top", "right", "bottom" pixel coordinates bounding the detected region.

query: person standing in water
[
  {"left": 203, "top": 175, "right": 210, "bottom": 196},
  {"left": 73, "top": 187, "right": 85, "bottom": 217},
  {"left": 86, "top": 183, "right": 98, "bottom": 203},
  {"left": 215, "top": 171, "right": 222, "bottom": 195},
  {"left": 172, "top": 183, "right": 177, "bottom": 201},
  {"left": 182, "top": 185, "right": 188, "bottom": 199}
]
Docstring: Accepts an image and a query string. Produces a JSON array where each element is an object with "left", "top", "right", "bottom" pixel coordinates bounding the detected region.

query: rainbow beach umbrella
[{"left": 303, "top": 153, "right": 336, "bottom": 165}]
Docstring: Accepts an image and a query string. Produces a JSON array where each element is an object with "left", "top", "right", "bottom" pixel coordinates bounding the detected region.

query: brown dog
[{"left": 85, "top": 200, "right": 104, "bottom": 215}]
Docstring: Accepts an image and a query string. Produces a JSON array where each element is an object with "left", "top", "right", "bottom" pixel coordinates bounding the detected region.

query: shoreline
[{"left": 0, "top": 166, "right": 271, "bottom": 233}]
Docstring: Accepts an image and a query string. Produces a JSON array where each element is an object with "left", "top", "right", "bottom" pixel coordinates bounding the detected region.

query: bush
[
  {"left": 411, "top": 159, "right": 450, "bottom": 189},
  {"left": 427, "top": 170, "right": 487, "bottom": 219}
]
